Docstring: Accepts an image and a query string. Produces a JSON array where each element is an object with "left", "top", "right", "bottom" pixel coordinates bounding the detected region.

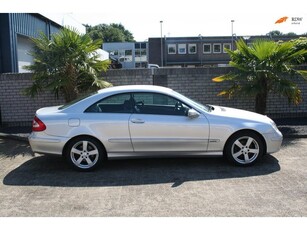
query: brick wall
[
  {"left": 0, "top": 73, "right": 65, "bottom": 126},
  {"left": 102, "top": 69, "right": 153, "bottom": 86},
  {"left": 1, "top": 67, "right": 307, "bottom": 126},
  {"left": 153, "top": 68, "right": 307, "bottom": 118}
]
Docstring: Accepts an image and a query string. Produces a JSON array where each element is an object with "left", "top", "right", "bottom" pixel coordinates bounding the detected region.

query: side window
[
  {"left": 203, "top": 44, "right": 211, "bottom": 54},
  {"left": 213, "top": 43, "right": 221, "bottom": 53},
  {"left": 188, "top": 44, "right": 197, "bottom": 54},
  {"left": 133, "top": 93, "right": 190, "bottom": 116},
  {"left": 178, "top": 44, "right": 187, "bottom": 54},
  {"left": 223, "top": 43, "right": 231, "bottom": 53},
  {"left": 85, "top": 93, "right": 134, "bottom": 113},
  {"left": 168, "top": 44, "right": 176, "bottom": 54}
]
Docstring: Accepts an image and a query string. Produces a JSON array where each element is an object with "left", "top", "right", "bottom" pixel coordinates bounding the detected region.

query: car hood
[{"left": 209, "top": 105, "right": 272, "bottom": 124}]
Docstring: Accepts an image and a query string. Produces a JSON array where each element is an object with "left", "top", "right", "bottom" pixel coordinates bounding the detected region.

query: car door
[
  {"left": 84, "top": 93, "right": 134, "bottom": 153},
  {"left": 129, "top": 92, "right": 209, "bottom": 153}
]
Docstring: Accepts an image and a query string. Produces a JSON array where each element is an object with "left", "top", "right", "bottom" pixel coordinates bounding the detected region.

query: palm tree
[
  {"left": 212, "top": 39, "right": 307, "bottom": 114},
  {"left": 25, "top": 27, "right": 112, "bottom": 102}
]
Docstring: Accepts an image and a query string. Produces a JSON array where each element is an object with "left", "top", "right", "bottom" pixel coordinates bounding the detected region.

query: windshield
[{"left": 171, "top": 91, "right": 211, "bottom": 112}]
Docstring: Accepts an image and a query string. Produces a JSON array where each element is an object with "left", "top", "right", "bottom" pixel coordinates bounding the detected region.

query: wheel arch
[
  {"left": 223, "top": 129, "right": 267, "bottom": 155},
  {"left": 62, "top": 134, "right": 107, "bottom": 158}
]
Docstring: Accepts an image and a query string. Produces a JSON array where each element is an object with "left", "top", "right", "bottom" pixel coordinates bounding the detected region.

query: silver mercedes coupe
[{"left": 28, "top": 85, "right": 283, "bottom": 171}]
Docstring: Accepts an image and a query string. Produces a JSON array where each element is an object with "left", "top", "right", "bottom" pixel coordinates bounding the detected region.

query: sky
[{"left": 1, "top": 0, "right": 307, "bottom": 41}]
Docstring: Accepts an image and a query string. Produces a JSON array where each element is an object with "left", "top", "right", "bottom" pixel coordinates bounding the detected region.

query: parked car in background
[
  {"left": 29, "top": 85, "right": 283, "bottom": 171},
  {"left": 147, "top": 64, "right": 160, "bottom": 68},
  {"left": 109, "top": 56, "right": 122, "bottom": 69}
]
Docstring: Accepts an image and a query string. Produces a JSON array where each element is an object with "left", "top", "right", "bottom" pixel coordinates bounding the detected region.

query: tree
[
  {"left": 267, "top": 30, "right": 284, "bottom": 37},
  {"left": 85, "top": 23, "right": 134, "bottom": 42},
  {"left": 285, "top": 32, "right": 297, "bottom": 36},
  {"left": 25, "top": 27, "right": 112, "bottom": 102},
  {"left": 291, "top": 37, "right": 307, "bottom": 64},
  {"left": 267, "top": 30, "right": 299, "bottom": 37},
  {"left": 212, "top": 39, "right": 307, "bottom": 114}
]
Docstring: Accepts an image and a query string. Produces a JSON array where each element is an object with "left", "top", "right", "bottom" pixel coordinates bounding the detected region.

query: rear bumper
[{"left": 28, "top": 132, "right": 68, "bottom": 155}]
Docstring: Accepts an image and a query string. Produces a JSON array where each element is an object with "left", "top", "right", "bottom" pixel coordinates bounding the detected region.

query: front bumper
[{"left": 263, "top": 129, "right": 283, "bottom": 154}]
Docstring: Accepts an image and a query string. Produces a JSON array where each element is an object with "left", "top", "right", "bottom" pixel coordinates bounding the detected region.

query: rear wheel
[
  {"left": 65, "top": 136, "right": 106, "bottom": 171},
  {"left": 225, "top": 131, "right": 264, "bottom": 166}
]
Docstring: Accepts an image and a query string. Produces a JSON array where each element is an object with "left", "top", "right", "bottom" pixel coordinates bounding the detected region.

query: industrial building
[
  {"left": 148, "top": 35, "right": 304, "bottom": 67},
  {"left": 103, "top": 42, "right": 148, "bottom": 69},
  {"left": 0, "top": 13, "right": 62, "bottom": 73},
  {"left": 104, "top": 35, "right": 305, "bottom": 69}
]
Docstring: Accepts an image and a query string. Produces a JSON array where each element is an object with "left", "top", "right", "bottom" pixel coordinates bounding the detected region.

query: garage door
[{"left": 17, "top": 35, "right": 34, "bottom": 73}]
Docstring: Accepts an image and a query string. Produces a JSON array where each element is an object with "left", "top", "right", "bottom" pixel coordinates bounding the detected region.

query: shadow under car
[{"left": 3, "top": 154, "right": 280, "bottom": 188}]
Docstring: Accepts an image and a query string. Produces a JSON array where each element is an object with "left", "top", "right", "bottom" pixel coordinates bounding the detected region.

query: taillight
[{"left": 32, "top": 116, "right": 46, "bottom": 132}]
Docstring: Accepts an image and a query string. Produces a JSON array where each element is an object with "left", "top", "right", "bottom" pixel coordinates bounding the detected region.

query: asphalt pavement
[{"left": 0, "top": 137, "right": 306, "bottom": 217}]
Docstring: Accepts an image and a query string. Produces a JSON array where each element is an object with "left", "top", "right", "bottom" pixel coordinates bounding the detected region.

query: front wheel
[
  {"left": 224, "top": 131, "right": 264, "bottom": 166},
  {"left": 65, "top": 137, "right": 106, "bottom": 172}
]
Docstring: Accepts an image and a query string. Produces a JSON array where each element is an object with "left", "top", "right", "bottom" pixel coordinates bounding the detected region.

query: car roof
[
  {"left": 60, "top": 85, "right": 176, "bottom": 113},
  {"left": 97, "top": 85, "right": 173, "bottom": 95}
]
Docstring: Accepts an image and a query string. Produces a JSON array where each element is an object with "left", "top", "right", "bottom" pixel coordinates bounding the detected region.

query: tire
[
  {"left": 224, "top": 131, "right": 264, "bottom": 166},
  {"left": 65, "top": 136, "right": 106, "bottom": 172}
]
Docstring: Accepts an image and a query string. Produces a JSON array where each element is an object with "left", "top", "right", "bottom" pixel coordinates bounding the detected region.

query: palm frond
[
  {"left": 296, "top": 70, "right": 307, "bottom": 80},
  {"left": 212, "top": 73, "right": 237, "bottom": 82},
  {"left": 24, "top": 26, "right": 111, "bottom": 102},
  {"left": 212, "top": 38, "right": 307, "bottom": 113}
]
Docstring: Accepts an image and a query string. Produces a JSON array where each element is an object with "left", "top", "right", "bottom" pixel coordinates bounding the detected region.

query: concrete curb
[
  {"left": 0, "top": 133, "right": 30, "bottom": 142},
  {"left": 284, "top": 134, "right": 307, "bottom": 138}
]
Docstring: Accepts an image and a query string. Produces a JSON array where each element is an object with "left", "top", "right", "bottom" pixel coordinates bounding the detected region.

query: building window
[
  {"left": 168, "top": 44, "right": 176, "bottom": 54},
  {"left": 135, "top": 49, "right": 147, "bottom": 62},
  {"left": 203, "top": 44, "right": 211, "bottom": 54},
  {"left": 135, "top": 43, "right": 147, "bottom": 49},
  {"left": 213, "top": 43, "right": 221, "bottom": 53},
  {"left": 178, "top": 44, "right": 186, "bottom": 54},
  {"left": 135, "top": 42, "right": 147, "bottom": 65},
  {"left": 188, "top": 44, "right": 197, "bottom": 54},
  {"left": 125, "top": 50, "right": 132, "bottom": 56},
  {"left": 223, "top": 43, "right": 231, "bottom": 53}
]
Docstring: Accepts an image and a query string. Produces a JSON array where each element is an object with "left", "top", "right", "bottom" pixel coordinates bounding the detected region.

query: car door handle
[{"left": 130, "top": 119, "right": 145, "bottom": 124}]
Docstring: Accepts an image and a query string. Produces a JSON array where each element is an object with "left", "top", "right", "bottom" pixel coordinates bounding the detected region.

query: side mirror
[{"left": 187, "top": 109, "right": 200, "bottom": 119}]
